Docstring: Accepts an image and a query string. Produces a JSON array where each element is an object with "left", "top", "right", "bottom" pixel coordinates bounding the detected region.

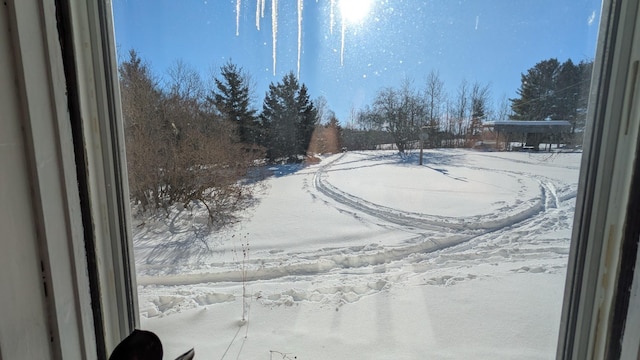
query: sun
[{"left": 339, "top": 0, "right": 373, "bottom": 24}]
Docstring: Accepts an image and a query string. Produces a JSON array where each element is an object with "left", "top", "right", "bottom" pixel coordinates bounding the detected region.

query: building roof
[{"left": 484, "top": 120, "right": 572, "bottom": 134}]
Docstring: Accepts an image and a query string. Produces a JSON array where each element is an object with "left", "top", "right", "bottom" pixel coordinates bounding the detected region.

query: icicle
[
  {"left": 297, "top": 0, "right": 303, "bottom": 78},
  {"left": 340, "top": 19, "right": 345, "bottom": 66},
  {"left": 256, "top": 0, "right": 261, "bottom": 30},
  {"left": 255, "top": 0, "right": 265, "bottom": 30},
  {"left": 236, "top": 0, "right": 241, "bottom": 36},
  {"left": 330, "top": 0, "right": 335, "bottom": 35},
  {"left": 272, "top": 0, "right": 278, "bottom": 75}
]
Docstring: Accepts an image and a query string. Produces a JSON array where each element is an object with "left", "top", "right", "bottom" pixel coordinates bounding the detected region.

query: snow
[{"left": 131, "top": 149, "right": 581, "bottom": 359}]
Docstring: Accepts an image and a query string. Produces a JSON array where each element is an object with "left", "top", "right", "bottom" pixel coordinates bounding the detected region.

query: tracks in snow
[
  {"left": 137, "top": 151, "right": 577, "bottom": 293},
  {"left": 313, "top": 152, "right": 560, "bottom": 239}
]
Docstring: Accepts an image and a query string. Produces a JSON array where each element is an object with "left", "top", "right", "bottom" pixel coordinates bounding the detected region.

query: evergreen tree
[
  {"left": 296, "top": 84, "right": 318, "bottom": 155},
  {"left": 326, "top": 115, "right": 343, "bottom": 152},
  {"left": 510, "top": 58, "right": 561, "bottom": 120},
  {"left": 261, "top": 72, "right": 318, "bottom": 161},
  {"left": 554, "top": 59, "right": 581, "bottom": 132},
  {"left": 510, "top": 58, "right": 592, "bottom": 134},
  {"left": 208, "top": 61, "right": 258, "bottom": 144}
]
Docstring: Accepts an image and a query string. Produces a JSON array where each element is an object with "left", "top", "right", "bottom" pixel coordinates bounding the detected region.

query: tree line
[
  {"left": 511, "top": 58, "right": 592, "bottom": 133},
  {"left": 344, "top": 58, "right": 592, "bottom": 153},
  {"left": 119, "top": 50, "right": 319, "bottom": 225},
  {"left": 119, "top": 50, "right": 592, "bottom": 223}
]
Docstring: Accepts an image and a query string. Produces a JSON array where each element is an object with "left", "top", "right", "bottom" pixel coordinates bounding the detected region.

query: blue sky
[{"left": 112, "top": 0, "right": 601, "bottom": 123}]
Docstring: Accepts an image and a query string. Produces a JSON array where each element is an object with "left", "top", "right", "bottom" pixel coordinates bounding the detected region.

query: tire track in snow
[
  {"left": 307, "top": 152, "right": 576, "bottom": 267},
  {"left": 312, "top": 152, "right": 547, "bottom": 234},
  {"left": 138, "top": 151, "right": 575, "bottom": 289}
]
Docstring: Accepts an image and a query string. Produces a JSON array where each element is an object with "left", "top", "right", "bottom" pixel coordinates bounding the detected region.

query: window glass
[{"left": 112, "top": 1, "right": 601, "bottom": 358}]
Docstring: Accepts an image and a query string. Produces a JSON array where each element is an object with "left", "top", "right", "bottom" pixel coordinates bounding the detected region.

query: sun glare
[{"left": 339, "top": 0, "right": 372, "bottom": 23}]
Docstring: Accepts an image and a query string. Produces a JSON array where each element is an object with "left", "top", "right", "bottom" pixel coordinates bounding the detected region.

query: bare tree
[
  {"left": 370, "top": 79, "right": 426, "bottom": 153},
  {"left": 495, "top": 93, "right": 512, "bottom": 121},
  {"left": 166, "top": 60, "right": 205, "bottom": 102},
  {"left": 468, "top": 82, "right": 491, "bottom": 145},
  {"left": 119, "top": 50, "right": 165, "bottom": 208},
  {"left": 308, "top": 114, "right": 342, "bottom": 155},
  {"left": 453, "top": 79, "right": 470, "bottom": 147},
  {"left": 120, "top": 51, "right": 262, "bottom": 228},
  {"left": 423, "top": 70, "right": 446, "bottom": 148},
  {"left": 314, "top": 95, "right": 336, "bottom": 126}
]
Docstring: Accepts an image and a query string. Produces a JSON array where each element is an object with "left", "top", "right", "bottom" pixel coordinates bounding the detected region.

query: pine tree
[
  {"left": 208, "top": 61, "right": 258, "bottom": 144},
  {"left": 296, "top": 84, "right": 318, "bottom": 155},
  {"left": 510, "top": 58, "right": 561, "bottom": 120},
  {"left": 510, "top": 58, "right": 592, "bottom": 134},
  {"left": 554, "top": 59, "right": 581, "bottom": 132},
  {"left": 261, "top": 72, "right": 318, "bottom": 162}
]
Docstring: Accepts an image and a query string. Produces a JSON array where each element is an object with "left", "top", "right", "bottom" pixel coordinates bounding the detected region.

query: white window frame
[
  {"left": 557, "top": 0, "right": 640, "bottom": 358},
  {"left": 2, "top": 0, "right": 137, "bottom": 358},
  {"left": 2, "top": 0, "right": 98, "bottom": 358},
  {"left": 2, "top": 0, "right": 639, "bottom": 358},
  {"left": 59, "top": 0, "right": 140, "bottom": 353}
]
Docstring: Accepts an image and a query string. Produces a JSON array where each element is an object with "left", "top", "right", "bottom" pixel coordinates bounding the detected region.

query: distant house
[{"left": 483, "top": 120, "right": 572, "bottom": 151}]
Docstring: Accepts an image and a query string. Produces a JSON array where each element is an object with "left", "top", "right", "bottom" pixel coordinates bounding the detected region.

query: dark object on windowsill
[{"left": 109, "top": 329, "right": 195, "bottom": 360}]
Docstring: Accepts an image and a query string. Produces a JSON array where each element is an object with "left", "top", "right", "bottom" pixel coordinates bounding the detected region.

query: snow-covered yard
[{"left": 132, "top": 149, "right": 581, "bottom": 359}]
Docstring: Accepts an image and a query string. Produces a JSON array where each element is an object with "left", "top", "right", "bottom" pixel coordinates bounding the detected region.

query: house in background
[{"left": 483, "top": 120, "right": 573, "bottom": 151}]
